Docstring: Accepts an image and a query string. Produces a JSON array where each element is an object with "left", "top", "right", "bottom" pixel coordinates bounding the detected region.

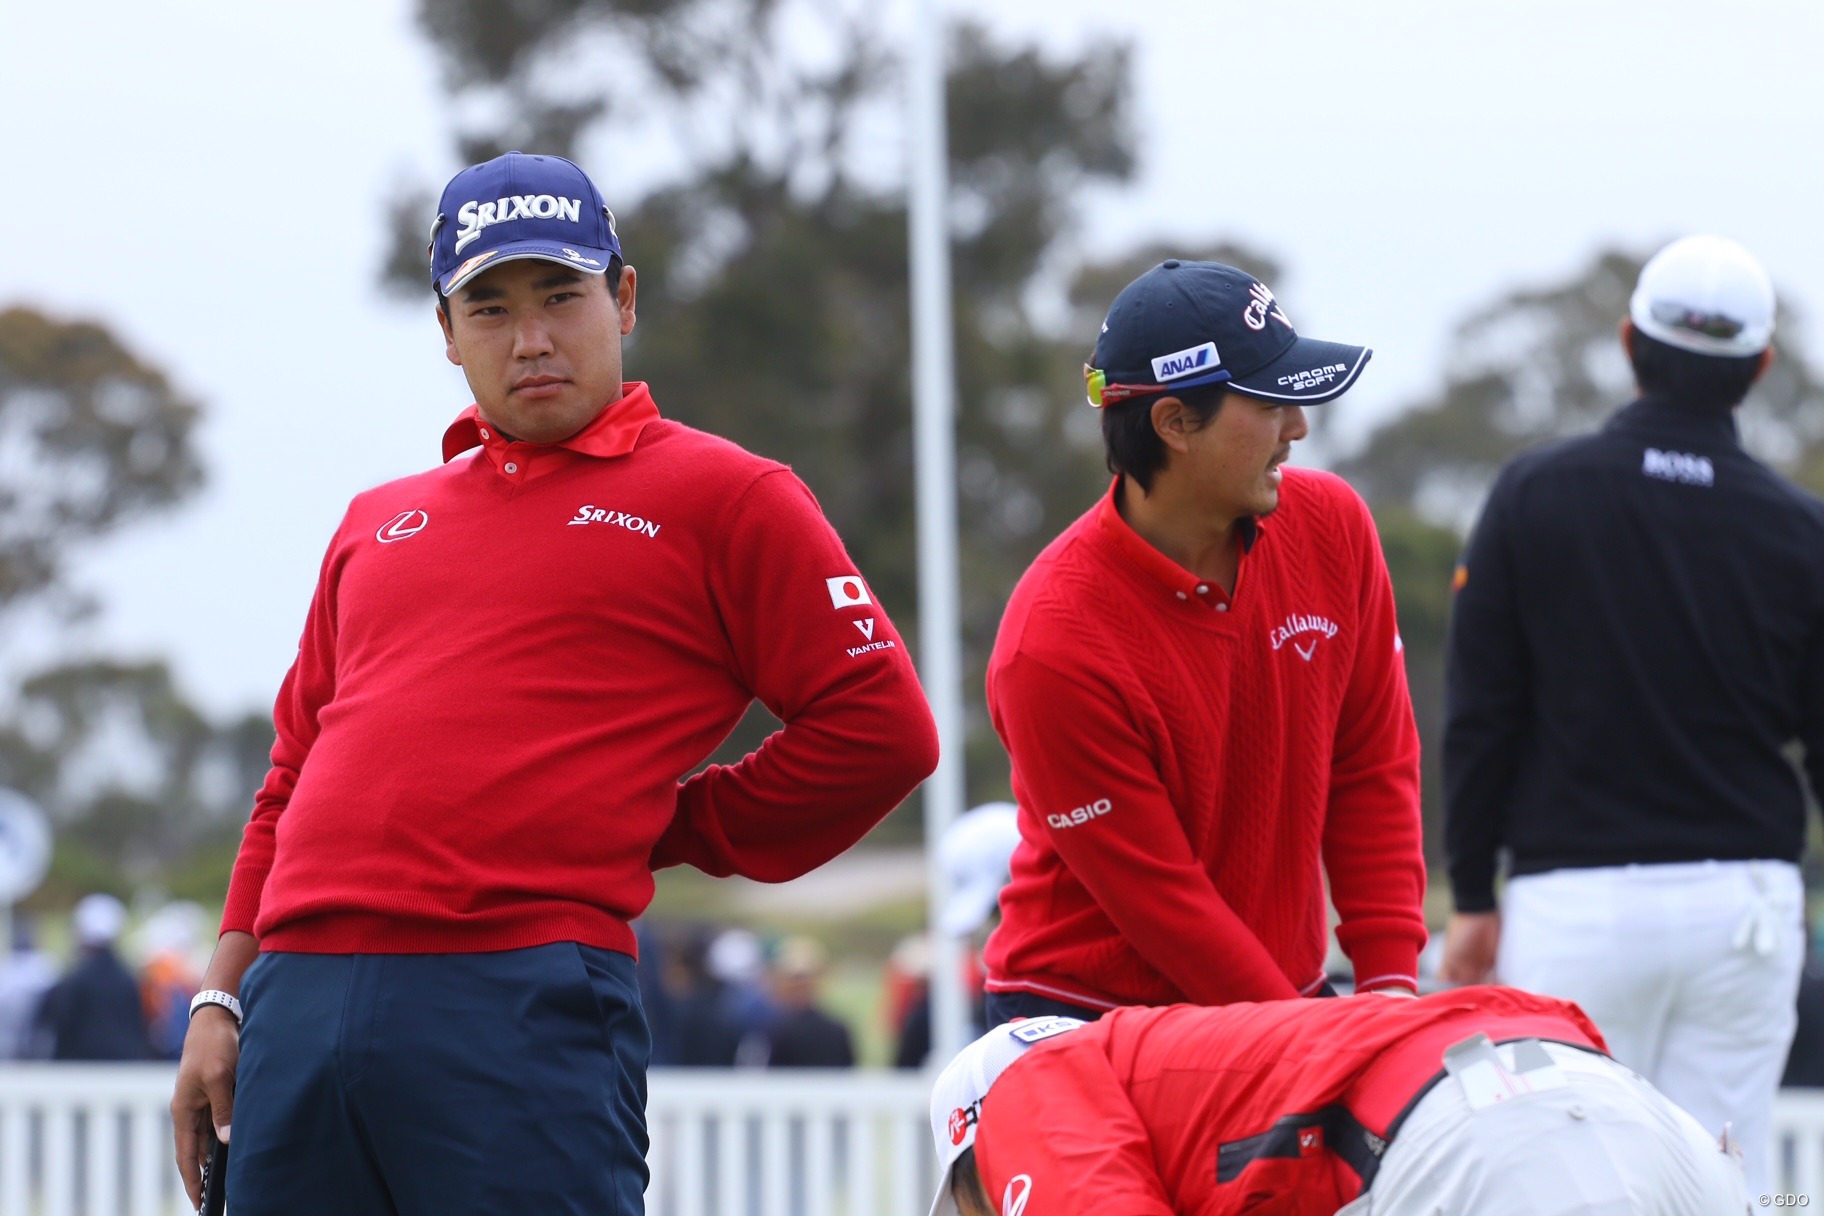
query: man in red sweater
[
  {"left": 927, "top": 992, "right": 1746, "bottom": 1216},
  {"left": 982, "top": 260, "right": 1426, "bottom": 1021},
  {"left": 168, "top": 152, "right": 938, "bottom": 1214}
]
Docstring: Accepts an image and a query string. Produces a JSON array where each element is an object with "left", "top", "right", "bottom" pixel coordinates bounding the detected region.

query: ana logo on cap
[{"left": 1152, "top": 341, "right": 1221, "bottom": 382}]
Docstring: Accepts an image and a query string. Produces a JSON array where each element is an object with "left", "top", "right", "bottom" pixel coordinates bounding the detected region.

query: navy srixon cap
[
  {"left": 1087, "top": 260, "right": 1370, "bottom": 407},
  {"left": 429, "top": 152, "right": 623, "bottom": 296}
]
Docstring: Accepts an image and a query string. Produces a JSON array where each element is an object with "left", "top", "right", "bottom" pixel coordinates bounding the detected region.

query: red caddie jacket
[{"left": 972, "top": 987, "right": 1606, "bottom": 1216}]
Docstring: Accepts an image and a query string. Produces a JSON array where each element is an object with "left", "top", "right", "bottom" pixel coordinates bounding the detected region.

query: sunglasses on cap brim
[
  {"left": 1649, "top": 300, "right": 1746, "bottom": 342},
  {"left": 1084, "top": 364, "right": 1233, "bottom": 408}
]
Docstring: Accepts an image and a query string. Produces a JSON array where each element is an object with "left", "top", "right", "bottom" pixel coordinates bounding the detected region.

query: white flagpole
[{"left": 908, "top": 0, "right": 969, "bottom": 1067}]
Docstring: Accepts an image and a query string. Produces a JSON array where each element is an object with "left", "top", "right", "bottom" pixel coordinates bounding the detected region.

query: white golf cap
[
  {"left": 937, "top": 802, "right": 1023, "bottom": 937},
  {"left": 1630, "top": 234, "right": 1775, "bottom": 358},
  {"left": 73, "top": 893, "right": 127, "bottom": 947},
  {"left": 706, "top": 929, "right": 764, "bottom": 984},
  {"left": 927, "top": 1017, "right": 1085, "bottom": 1216}
]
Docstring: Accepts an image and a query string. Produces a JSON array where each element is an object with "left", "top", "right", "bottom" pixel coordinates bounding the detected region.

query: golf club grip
[{"left": 200, "top": 1135, "right": 228, "bottom": 1216}]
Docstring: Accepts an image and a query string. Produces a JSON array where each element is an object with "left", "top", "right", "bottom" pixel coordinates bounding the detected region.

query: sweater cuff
[
  {"left": 219, "top": 881, "right": 260, "bottom": 938},
  {"left": 1450, "top": 889, "right": 1498, "bottom": 915},
  {"left": 1344, "top": 938, "right": 1421, "bottom": 995},
  {"left": 1447, "top": 861, "right": 1498, "bottom": 914}
]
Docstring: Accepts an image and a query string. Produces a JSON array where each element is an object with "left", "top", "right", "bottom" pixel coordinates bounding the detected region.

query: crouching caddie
[{"left": 929, "top": 987, "right": 1747, "bottom": 1215}]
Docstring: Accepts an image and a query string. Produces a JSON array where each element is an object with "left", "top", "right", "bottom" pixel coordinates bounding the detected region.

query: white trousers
[
  {"left": 1348, "top": 1039, "right": 1746, "bottom": 1214},
  {"left": 1497, "top": 859, "right": 1804, "bottom": 1196}
]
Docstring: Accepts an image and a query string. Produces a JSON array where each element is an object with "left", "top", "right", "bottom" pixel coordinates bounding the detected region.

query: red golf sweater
[
  {"left": 983, "top": 470, "right": 1426, "bottom": 1008},
  {"left": 973, "top": 987, "right": 1606, "bottom": 1216},
  {"left": 222, "top": 383, "right": 938, "bottom": 955}
]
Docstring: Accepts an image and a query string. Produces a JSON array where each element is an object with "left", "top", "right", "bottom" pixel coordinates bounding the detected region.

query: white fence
[
  {"left": 0, "top": 1066, "right": 933, "bottom": 1216},
  {"left": 0, "top": 1065, "right": 1820, "bottom": 1214}
]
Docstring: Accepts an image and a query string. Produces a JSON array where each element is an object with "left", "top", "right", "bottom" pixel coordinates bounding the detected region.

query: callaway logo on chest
[{"left": 1268, "top": 612, "right": 1339, "bottom": 662}]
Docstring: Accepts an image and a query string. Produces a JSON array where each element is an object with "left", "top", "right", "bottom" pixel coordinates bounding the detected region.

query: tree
[
  {"left": 1340, "top": 249, "right": 1824, "bottom": 866},
  {"left": 0, "top": 309, "right": 266, "bottom": 900},
  {"left": 1341, "top": 250, "right": 1824, "bottom": 527},
  {"left": 383, "top": 0, "right": 1146, "bottom": 821},
  {"left": 0, "top": 307, "right": 204, "bottom": 619}
]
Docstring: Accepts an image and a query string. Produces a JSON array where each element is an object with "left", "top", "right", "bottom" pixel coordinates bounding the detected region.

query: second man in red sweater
[{"left": 982, "top": 259, "right": 1427, "bottom": 1021}]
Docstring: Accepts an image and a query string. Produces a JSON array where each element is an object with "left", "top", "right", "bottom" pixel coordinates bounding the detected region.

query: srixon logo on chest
[{"left": 568, "top": 505, "right": 661, "bottom": 537}]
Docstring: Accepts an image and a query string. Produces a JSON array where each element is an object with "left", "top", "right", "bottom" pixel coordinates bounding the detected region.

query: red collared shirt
[
  {"left": 439, "top": 381, "right": 662, "bottom": 479},
  {"left": 223, "top": 382, "right": 938, "bottom": 955},
  {"left": 983, "top": 469, "right": 1427, "bottom": 1008},
  {"left": 1089, "top": 482, "right": 1260, "bottom": 614}
]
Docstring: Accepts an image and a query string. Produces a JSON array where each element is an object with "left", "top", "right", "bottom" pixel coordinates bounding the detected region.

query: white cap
[
  {"left": 72, "top": 893, "right": 126, "bottom": 947},
  {"left": 706, "top": 929, "right": 764, "bottom": 984},
  {"left": 927, "top": 1017, "right": 1085, "bottom": 1216},
  {"left": 937, "top": 802, "right": 1023, "bottom": 937},
  {"left": 1629, "top": 234, "right": 1775, "bottom": 357},
  {"left": 137, "top": 901, "right": 205, "bottom": 959}
]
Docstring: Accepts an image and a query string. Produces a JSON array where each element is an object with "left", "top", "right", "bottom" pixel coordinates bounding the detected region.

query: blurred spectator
[
  {"left": 893, "top": 803, "right": 1019, "bottom": 1068},
  {"left": 887, "top": 933, "right": 933, "bottom": 1069},
  {"left": 659, "top": 926, "right": 744, "bottom": 1067},
  {"left": 1782, "top": 959, "right": 1824, "bottom": 1088},
  {"left": 708, "top": 928, "right": 777, "bottom": 1046},
  {"left": 0, "top": 914, "right": 57, "bottom": 1058},
  {"left": 756, "top": 936, "right": 852, "bottom": 1069},
  {"left": 136, "top": 902, "right": 205, "bottom": 1060},
  {"left": 936, "top": 802, "right": 1021, "bottom": 939},
  {"left": 633, "top": 920, "right": 676, "bottom": 1066},
  {"left": 33, "top": 894, "right": 152, "bottom": 1061}
]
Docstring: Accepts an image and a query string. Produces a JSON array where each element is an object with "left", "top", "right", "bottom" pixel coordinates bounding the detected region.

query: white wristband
[{"left": 189, "top": 989, "right": 243, "bottom": 1025}]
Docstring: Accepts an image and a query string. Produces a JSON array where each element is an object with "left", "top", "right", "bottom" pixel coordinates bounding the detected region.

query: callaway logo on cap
[
  {"left": 1084, "top": 260, "right": 1372, "bottom": 408},
  {"left": 428, "top": 152, "right": 624, "bottom": 297}
]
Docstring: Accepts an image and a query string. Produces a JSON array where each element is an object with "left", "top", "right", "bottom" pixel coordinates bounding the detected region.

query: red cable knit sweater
[
  {"left": 983, "top": 470, "right": 1426, "bottom": 1007},
  {"left": 222, "top": 384, "right": 938, "bottom": 956}
]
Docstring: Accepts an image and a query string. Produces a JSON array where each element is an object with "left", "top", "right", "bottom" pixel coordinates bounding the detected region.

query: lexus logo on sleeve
[{"left": 376, "top": 510, "right": 429, "bottom": 543}]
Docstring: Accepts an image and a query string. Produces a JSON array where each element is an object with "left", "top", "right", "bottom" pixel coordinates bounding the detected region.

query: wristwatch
[{"left": 189, "top": 989, "right": 244, "bottom": 1025}]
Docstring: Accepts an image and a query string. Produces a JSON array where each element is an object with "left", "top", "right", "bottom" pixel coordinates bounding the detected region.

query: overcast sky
[{"left": 2, "top": 0, "right": 1821, "bottom": 718}]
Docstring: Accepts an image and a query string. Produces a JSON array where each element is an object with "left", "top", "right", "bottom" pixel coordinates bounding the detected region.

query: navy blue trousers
[
  {"left": 229, "top": 945, "right": 649, "bottom": 1215},
  {"left": 981, "top": 990, "right": 1106, "bottom": 1025}
]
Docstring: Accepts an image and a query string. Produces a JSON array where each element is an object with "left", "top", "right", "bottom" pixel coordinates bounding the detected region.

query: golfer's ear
[
  {"left": 1753, "top": 345, "right": 1775, "bottom": 384},
  {"left": 615, "top": 266, "right": 638, "bottom": 336},
  {"left": 1150, "top": 396, "right": 1193, "bottom": 454},
  {"left": 439, "top": 303, "right": 462, "bottom": 367}
]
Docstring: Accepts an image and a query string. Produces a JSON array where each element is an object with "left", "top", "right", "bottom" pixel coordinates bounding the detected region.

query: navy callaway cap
[
  {"left": 429, "top": 152, "right": 623, "bottom": 296},
  {"left": 1087, "top": 260, "right": 1370, "bottom": 407}
]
